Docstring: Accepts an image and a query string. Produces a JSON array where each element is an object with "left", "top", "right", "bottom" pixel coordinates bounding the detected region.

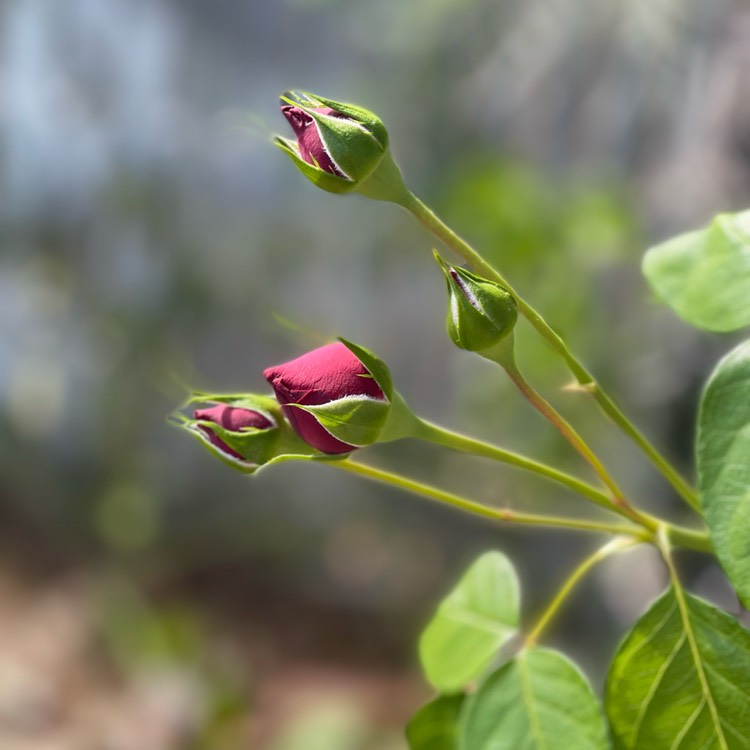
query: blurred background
[{"left": 1, "top": 0, "right": 750, "bottom": 747}]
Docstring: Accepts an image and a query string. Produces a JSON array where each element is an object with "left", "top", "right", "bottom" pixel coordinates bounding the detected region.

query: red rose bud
[
  {"left": 194, "top": 404, "right": 271, "bottom": 458},
  {"left": 188, "top": 397, "right": 281, "bottom": 472},
  {"left": 274, "top": 91, "right": 409, "bottom": 202},
  {"left": 436, "top": 254, "right": 518, "bottom": 357},
  {"left": 281, "top": 105, "right": 349, "bottom": 178},
  {"left": 263, "top": 341, "right": 392, "bottom": 454}
]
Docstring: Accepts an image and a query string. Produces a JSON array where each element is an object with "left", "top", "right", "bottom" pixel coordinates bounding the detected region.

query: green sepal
[
  {"left": 435, "top": 254, "right": 518, "bottom": 355},
  {"left": 295, "top": 90, "right": 389, "bottom": 149},
  {"left": 193, "top": 419, "right": 280, "bottom": 472},
  {"left": 184, "top": 391, "right": 279, "bottom": 410},
  {"left": 274, "top": 135, "right": 356, "bottom": 194},
  {"left": 254, "top": 450, "right": 348, "bottom": 474},
  {"left": 306, "top": 111, "right": 383, "bottom": 184},
  {"left": 339, "top": 337, "right": 393, "bottom": 400},
  {"left": 337, "top": 339, "right": 422, "bottom": 444},
  {"left": 289, "top": 395, "right": 391, "bottom": 448}
]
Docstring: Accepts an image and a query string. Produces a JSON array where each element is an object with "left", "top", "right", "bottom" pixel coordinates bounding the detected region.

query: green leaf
[
  {"left": 459, "top": 647, "right": 609, "bottom": 750},
  {"left": 696, "top": 339, "right": 750, "bottom": 605},
  {"left": 407, "top": 695, "right": 464, "bottom": 750},
  {"left": 419, "top": 551, "right": 520, "bottom": 693},
  {"left": 606, "top": 587, "right": 750, "bottom": 749},
  {"left": 642, "top": 211, "right": 750, "bottom": 332}
]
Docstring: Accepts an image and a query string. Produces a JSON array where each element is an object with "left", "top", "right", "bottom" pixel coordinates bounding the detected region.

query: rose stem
[{"left": 398, "top": 191, "right": 699, "bottom": 512}]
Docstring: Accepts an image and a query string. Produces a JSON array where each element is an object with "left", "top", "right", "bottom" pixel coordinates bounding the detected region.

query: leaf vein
[
  {"left": 631, "top": 630, "right": 687, "bottom": 747},
  {"left": 673, "top": 592, "right": 730, "bottom": 750},
  {"left": 669, "top": 696, "right": 705, "bottom": 750},
  {"left": 518, "top": 654, "right": 547, "bottom": 750}
]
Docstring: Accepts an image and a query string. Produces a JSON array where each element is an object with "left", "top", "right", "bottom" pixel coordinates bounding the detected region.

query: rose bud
[
  {"left": 186, "top": 396, "right": 282, "bottom": 472},
  {"left": 263, "top": 340, "right": 394, "bottom": 454},
  {"left": 274, "top": 91, "right": 409, "bottom": 202},
  {"left": 435, "top": 253, "right": 518, "bottom": 358},
  {"left": 280, "top": 105, "right": 350, "bottom": 179}
]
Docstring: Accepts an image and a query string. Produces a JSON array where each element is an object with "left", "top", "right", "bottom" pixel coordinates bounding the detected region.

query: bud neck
[{"left": 355, "top": 150, "right": 412, "bottom": 204}]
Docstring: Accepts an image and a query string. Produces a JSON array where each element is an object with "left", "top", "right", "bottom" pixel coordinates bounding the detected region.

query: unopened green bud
[{"left": 436, "top": 254, "right": 518, "bottom": 355}]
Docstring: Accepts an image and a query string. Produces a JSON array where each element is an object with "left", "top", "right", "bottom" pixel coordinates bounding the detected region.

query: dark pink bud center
[
  {"left": 194, "top": 404, "right": 272, "bottom": 461},
  {"left": 263, "top": 342, "right": 384, "bottom": 454},
  {"left": 281, "top": 105, "right": 348, "bottom": 178}
]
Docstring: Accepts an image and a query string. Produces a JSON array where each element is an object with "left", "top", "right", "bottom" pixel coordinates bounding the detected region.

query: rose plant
[{"left": 174, "top": 91, "right": 750, "bottom": 749}]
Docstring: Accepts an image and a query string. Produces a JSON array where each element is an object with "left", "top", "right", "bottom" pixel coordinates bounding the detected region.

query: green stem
[
  {"left": 387, "top": 394, "right": 711, "bottom": 549},
  {"left": 404, "top": 415, "right": 711, "bottom": 552},
  {"left": 525, "top": 537, "right": 638, "bottom": 647},
  {"left": 501, "top": 358, "right": 641, "bottom": 521},
  {"left": 412, "top": 418, "right": 620, "bottom": 516},
  {"left": 663, "top": 523, "right": 713, "bottom": 554},
  {"left": 400, "top": 191, "right": 699, "bottom": 512},
  {"left": 336, "top": 459, "right": 647, "bottom": 538},
  {"left": 400, "top": 192, "right": 516, "bottom": 290}
]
